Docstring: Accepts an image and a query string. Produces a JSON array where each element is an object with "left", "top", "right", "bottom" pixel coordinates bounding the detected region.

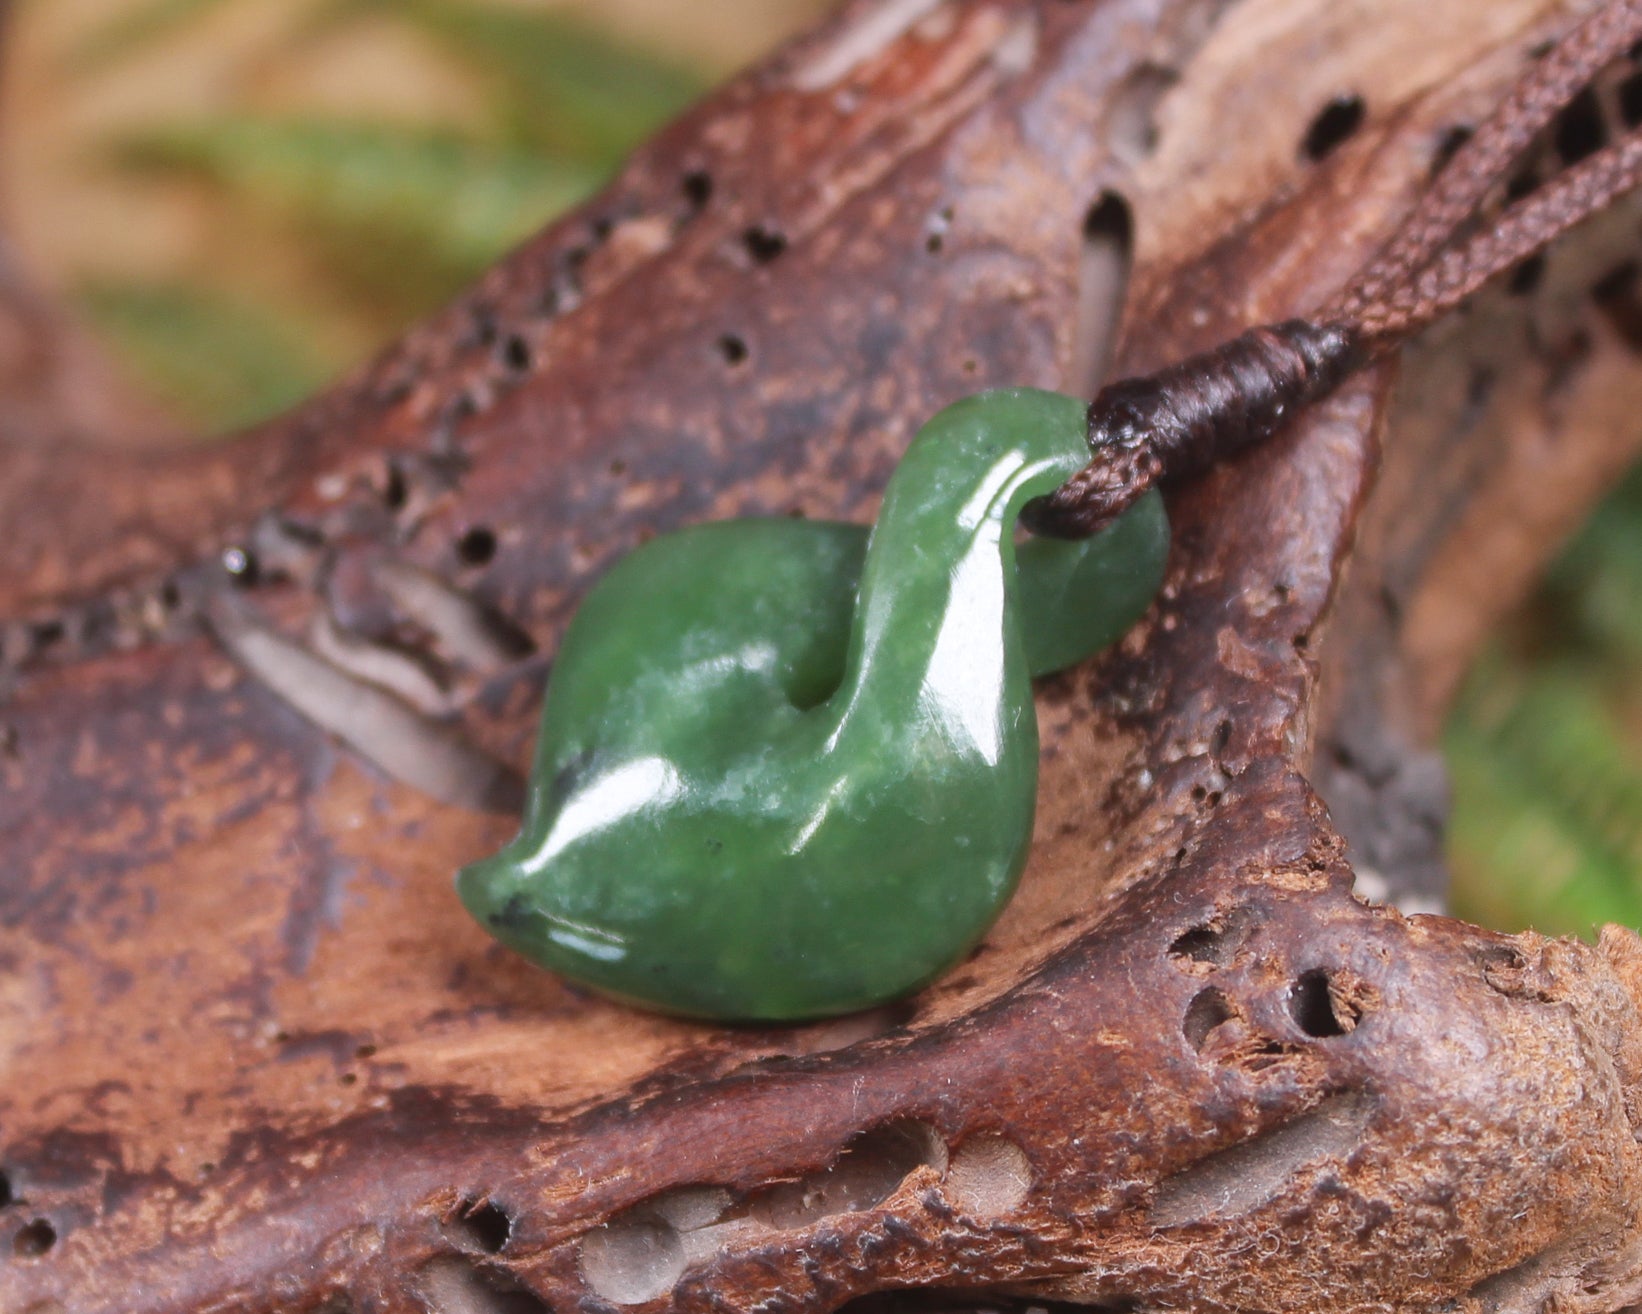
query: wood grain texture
[{"left": 4, "top": 2, "right": 1642, "bottom": 1311}]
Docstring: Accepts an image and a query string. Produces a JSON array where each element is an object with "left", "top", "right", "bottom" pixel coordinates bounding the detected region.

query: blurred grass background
[
  {"left": 3, "top": 0, "right": 1638, "bottom": 937},
  {"left": 1445, "top": 469, "right": 1642, "bottom": 936},
  {"left": 0, "top": 0, "right": 827, "bottom": 427}
]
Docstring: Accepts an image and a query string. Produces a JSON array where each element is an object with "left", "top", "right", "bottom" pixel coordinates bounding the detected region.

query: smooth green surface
[{"left": 458, "top": 390, "right": 1168, "bottom": 1020}]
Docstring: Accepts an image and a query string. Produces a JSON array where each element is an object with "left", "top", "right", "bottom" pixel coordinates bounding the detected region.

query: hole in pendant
[
  {"left": 717, "top": 334, "right": 749, "bottom": 366},
  {"left": 781, "top": 655, "right": 844, "bottom": 712},
  {"left": 777, "top": 611, "right": 847, "bottom": 712}
]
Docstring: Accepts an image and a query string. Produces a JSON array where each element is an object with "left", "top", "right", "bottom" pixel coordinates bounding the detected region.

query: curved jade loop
[{"left": 457, "top": 389, "right": 1169, "bottom": 1021}]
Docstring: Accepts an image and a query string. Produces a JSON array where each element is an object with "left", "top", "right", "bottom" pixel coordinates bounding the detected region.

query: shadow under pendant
[{"left": 457, "top": 388, "right": 1168, "bottom": 1021}]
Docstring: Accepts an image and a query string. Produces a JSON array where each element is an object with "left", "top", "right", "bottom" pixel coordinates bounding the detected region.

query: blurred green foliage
[
  {"left": 110, "top": 117, "right": 602, "bottom": 325},
  {"left": 355, "top": 0, "right": 703, "bottom": 160},
  {"left": 79, "top": 279, "right": 331, "bottom": 430},
  {"left": 66, "top": 0, "right": 240, "bottom": 71},
  {"left": 54, "top": 0, "right": 1642, "bottom": 937},
  {"left": 68, "top": 0, "right": 702, "bottom": 430},
  {"left": 1446, "top": 466, "right": 1642, "bottom": 935}
]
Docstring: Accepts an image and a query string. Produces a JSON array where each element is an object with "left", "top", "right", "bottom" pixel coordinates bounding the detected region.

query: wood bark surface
[{"left": 5, "top": 1, "right": 1642, "bottom": 1311}]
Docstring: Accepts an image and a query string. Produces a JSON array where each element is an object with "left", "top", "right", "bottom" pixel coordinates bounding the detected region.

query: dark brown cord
[
  {"left": 1351, "top": 125, "right": 1642, "bottom": 344},
  {"left": 1027, "top": 322, "right": 1364, "bottom": 537},
  {"left": 1336, "top": 0, "right": 1642, "bottom": 323},
  {"left": 1025, "top": 0, "right": 1642, "bottom": 540}
]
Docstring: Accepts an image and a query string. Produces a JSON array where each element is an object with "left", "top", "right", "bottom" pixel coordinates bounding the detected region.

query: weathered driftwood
[{"left": 5, "top": 1, "right": 1642, "bottom": 1310}]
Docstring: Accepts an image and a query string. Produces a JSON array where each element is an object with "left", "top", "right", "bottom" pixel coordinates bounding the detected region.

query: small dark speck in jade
[{"left": 457, "top": 389, "right": 1168, "bottom": 1020}]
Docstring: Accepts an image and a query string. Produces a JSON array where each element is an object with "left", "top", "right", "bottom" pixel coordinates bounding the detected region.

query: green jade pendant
[{"left": 457, "top": 389, "right": 1168, "bottom": 1020}]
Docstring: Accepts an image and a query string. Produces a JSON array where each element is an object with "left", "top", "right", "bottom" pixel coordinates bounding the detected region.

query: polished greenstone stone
[{"left": 457, "top": 388, "right": 1168, "bottom": 1021}]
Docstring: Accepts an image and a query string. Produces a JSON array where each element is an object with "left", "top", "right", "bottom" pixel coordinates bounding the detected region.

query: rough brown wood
[{"left": 5, "top": 2, "right": 1642, "bottom": 1311}]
